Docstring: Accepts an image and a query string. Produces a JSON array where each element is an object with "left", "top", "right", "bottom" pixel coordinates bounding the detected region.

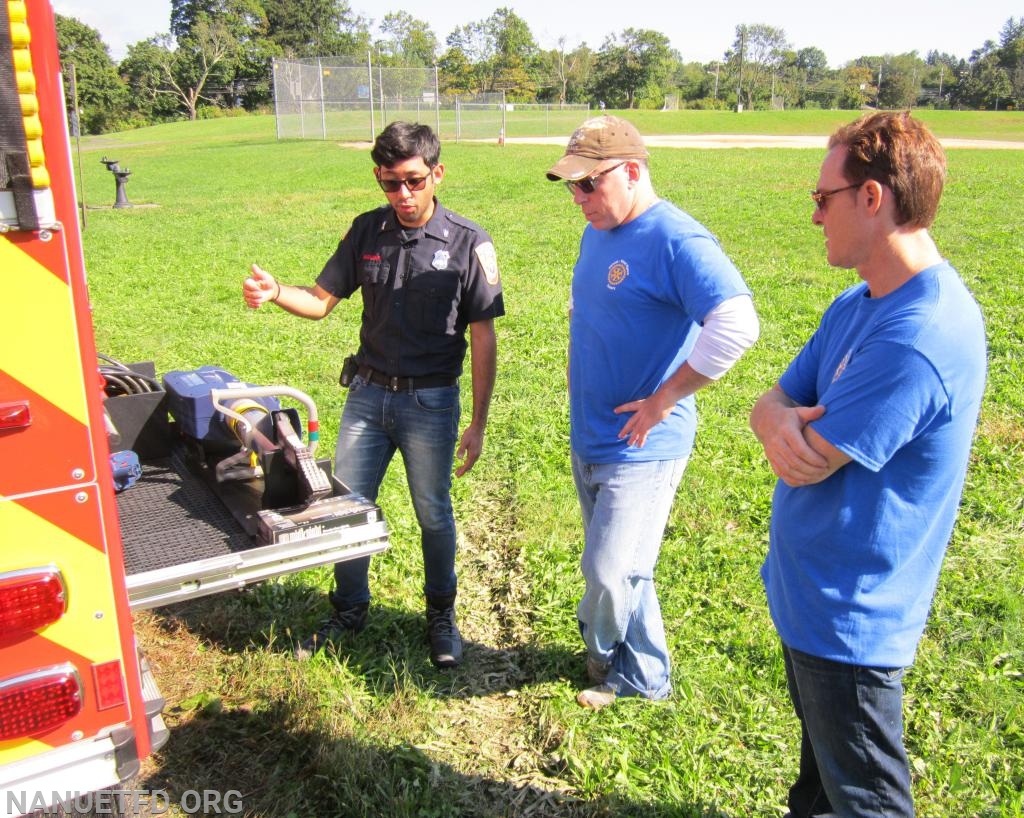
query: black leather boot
[{"left": 425, "top": 592, "right": 462, "bottom": 668}]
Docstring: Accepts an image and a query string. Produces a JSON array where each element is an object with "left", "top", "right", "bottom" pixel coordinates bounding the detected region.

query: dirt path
[{"left": 503, "top": 134, "right": 1024, "bottom": 150}]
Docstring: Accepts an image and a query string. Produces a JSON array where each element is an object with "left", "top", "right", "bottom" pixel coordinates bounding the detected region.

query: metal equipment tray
[{"left": 116, "top": 452, "right": 389, "bottom": 610}]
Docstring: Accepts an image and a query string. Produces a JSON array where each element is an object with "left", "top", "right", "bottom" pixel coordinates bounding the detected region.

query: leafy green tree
[
  {"left": 670, "top": 61, "right": 714, "bottom": 105},
  {"left": 121, "top": 15, "right": 241, "bottom": 120},
  {"left": 724, "top": 23, "right": 790, "bottom": 110},
  {"left": 376, "top": 11, "right": 438, "bottom": 67},
  {"left": 538, "top": 39, "right": 594, "bottom": 105},
  {"left": 263, "top": 0, "right": 371, "bottom": 58},
  {"left": 836, "top": 64, "right": 874, "bottom": 108},
  {"left": 54, "top": 14, "right": 129, "bottom": 133},
  {"left": 486, "top": 7, "right": 540, "bottom": 100},
  {"left": 436, "top": 44, "right": 476, "bottom": 96},
  {"left": 953, "top": 43, "right": 1013, "bottom": 109},
  {"left": 120, "top": 39, "right": 186, "bottom": 122},
  {"left": 441, "top": 9, "right": 539, "bottom": 100},
  {"left": 996, "top": 17, "right": 1024, "bottom": 107},
  {"left": 442, "top": 23, "right": 494, "bottom": 96},
  {"left": 795, "top": 46, "right": 828, "bottom": 79},
  {"left": 876, "top": 52, "right": 926, "bottom": 108},
  {"left": 168, "top": 0, "right": 273, "bottom": 109},
  {"left": 591, "top": 28, "right": 675, "bottom": 109},
  {"left": 923, "top": 51, "right": 962, "bottom": 107}
]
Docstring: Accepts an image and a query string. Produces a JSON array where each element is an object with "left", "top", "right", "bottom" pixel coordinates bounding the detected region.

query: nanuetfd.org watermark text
[{"left": 7, "top": 789, "right": 243, "bottom": 815}]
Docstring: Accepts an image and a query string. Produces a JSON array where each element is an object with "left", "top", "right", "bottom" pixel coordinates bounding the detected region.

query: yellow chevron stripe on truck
[{"left": 0, "top": 239, "right": 87, "bottom": 425}]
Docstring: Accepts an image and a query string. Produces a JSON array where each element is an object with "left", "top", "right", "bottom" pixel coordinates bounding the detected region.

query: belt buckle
[{"left": 388, "top": 375, "right": 400, "bottom": 392}]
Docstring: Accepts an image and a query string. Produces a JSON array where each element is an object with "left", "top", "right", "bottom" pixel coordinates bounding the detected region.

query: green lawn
[{"left": 79, "top": 112, "right": 1023, "bottom": 817}]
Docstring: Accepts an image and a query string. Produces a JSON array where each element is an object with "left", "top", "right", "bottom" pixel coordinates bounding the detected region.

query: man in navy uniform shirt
[{"left": 244, "top": 121, "right": 504, "bottom": 668}]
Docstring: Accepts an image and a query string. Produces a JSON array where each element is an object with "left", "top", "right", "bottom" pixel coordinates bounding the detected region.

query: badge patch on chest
[
  {"left": 432, "top": 250, "right": 450, "bottom": 270},
  {"left": 607, "top": 260, "right": 629, "bottom": 289},
  {"left": 475, "top": 241, "right": 500, "bottom": 285}
]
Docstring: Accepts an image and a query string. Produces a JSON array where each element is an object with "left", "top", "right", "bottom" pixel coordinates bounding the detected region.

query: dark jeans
[
  {"left": 782, "top": 644, "right": 915, "bottom": 818},
  {"left": 330, "top": 377, "right": 460, "bottom": 608}
]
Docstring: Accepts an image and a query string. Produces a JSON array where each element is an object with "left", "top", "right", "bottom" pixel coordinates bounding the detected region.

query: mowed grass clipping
[{"left": 76, "top": 112, "right": 1024, "bottom": 817}]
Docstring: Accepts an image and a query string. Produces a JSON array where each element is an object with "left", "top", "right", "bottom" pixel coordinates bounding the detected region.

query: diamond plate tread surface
[{"left": 117, "top": 456, "right": 256, "bottom": 576}]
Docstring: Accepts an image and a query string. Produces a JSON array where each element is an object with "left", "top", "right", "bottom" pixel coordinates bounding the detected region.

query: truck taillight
[
  {"left": 92, "top": 660, "right": 126, "bottom": 710},
  {"left": 0, "top": 567, "right": 67, "bottom": 642},
  {"left": 0, "top": 664, "right": 83, "bottom": 740}
]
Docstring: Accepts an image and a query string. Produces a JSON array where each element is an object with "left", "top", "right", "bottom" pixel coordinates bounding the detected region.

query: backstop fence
[{"left": 272, "top": 57, "right": 589, "bottom": 143}]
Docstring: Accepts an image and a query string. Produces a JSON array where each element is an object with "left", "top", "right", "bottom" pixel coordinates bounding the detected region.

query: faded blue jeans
[
  {"left": 782, "top": 644, "right": 915, "bottom": 818},
  {"left": 571, "top": 452, "right": 687, "bottom": 699},
  {"left": 330, "top": 376, "right": 460, "bottom": 609}
]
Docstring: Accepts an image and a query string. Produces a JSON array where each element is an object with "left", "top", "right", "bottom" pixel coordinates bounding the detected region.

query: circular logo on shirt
[{"left": 607, "top": 260, "right": 629, "bottom": 288}]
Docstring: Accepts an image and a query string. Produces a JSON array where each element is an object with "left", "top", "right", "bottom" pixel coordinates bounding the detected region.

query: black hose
[{"left": 98, "top": 354, "right": 163, "bottom": 397}]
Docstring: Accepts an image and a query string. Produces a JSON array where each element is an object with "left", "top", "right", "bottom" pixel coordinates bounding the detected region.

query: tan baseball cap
[{"left": 546, "top": 115, "right": 649, "bottom": 181}]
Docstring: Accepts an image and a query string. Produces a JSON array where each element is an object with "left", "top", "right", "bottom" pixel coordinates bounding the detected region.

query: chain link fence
[{"left": 272, "top": 57, "right": 589, "bottom": 143}]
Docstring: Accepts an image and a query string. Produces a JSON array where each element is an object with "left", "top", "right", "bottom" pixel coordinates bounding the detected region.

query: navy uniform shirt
[{"left": 316, "top": 198, "right": 504, "bottom": 378}]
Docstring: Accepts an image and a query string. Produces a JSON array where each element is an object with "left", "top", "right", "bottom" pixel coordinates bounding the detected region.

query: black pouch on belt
[{"left": 339, "top": 355, "right": 359, "bottom": 387}]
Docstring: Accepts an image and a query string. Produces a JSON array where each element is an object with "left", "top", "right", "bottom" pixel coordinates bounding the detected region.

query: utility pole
[{"left": 736, "top": 27, "right": 744, "bottom": 112}]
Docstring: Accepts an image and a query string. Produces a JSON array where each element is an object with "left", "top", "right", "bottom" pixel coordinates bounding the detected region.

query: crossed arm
[{"left": 749, "top": 384, "right": 852, "bottom": 487}]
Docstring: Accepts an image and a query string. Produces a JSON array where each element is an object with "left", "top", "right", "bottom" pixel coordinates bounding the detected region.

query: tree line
[{"left": 57, "top": 0, "right": 1024, "bottom": 134}]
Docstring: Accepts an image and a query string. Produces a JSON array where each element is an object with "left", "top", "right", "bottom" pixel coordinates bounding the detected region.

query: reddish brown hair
[{"left": 828, "top": 111, "right": 946, "bottom": 227}]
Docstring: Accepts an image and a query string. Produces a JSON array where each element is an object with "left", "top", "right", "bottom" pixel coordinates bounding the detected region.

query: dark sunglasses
[
  {"left": 810, "top": 182, "right": 862, "bottom": 210},
  {"left": 564, "top": 162, "right": 625, "bottom": 195},
  {"left": 377, "top": 173, "right": 432, "bottom": 193}
]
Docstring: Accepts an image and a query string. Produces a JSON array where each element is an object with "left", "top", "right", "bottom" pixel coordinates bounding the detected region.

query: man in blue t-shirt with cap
[{"left": 547, "top": 115, "right": 760, "bottom": 710}]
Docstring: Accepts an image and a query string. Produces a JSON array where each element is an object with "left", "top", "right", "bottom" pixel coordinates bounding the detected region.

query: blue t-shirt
[
  {"left": 569, "top": 200, "right": 751, "bottom": 463},
  {"left": 761, "top": 262, "right": 986, "bottom": 667}
]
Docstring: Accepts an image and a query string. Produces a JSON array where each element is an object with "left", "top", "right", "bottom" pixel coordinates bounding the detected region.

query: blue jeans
[
  {"left": 330, "top": 377, "right": 460, "bottom": 608},
  {"left": 571, "top": 452, "right": 687, "bottom": 699},
  {"left": 782, "top": 644, "right": 915, "bottom": 818}
]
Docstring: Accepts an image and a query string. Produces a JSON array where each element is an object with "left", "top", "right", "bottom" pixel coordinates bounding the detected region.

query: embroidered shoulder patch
[{"left": 475, "top": 242, "right": 500, "bottom": 285}]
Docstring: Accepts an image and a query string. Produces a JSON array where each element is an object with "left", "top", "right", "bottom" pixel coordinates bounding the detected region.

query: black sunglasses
[
  {"left": 377, "top": 173, "right": 432, "bottom": 193},
  {"left": 564, "top": 162, "right": 625, "bottom": 195}
]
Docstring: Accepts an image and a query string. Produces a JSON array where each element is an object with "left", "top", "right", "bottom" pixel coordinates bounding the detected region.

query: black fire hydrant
[{"left": 101, "top": 156, "right": 132, "bottom": 208}]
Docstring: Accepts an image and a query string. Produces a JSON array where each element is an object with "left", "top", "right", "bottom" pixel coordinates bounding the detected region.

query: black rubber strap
[{"left": 0, "top": 3, "right": 40, "bottom": 231}]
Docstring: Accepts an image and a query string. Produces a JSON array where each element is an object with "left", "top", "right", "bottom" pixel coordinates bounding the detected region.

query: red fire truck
[{"left": 0, "top": 2, "right": 389, "bottom": 812}]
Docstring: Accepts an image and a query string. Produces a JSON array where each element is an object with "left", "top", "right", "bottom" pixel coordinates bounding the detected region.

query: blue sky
[{"left": 55, "top": 0, "right": 1020, "bottom": 68}]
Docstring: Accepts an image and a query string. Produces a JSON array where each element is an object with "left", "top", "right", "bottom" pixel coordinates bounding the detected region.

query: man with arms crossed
[{"left": 750, "top": 111, "right": 986, "bottom": 817}]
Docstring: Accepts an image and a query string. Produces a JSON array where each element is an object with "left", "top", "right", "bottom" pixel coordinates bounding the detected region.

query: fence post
[
  {"left": 500, "top": 90, "right": 507, "bottom": 146},
  {"left": 367, "top": 51, "right": 375, "bottom": 141},
  {"left": 434, "top": 64, "right": 440, "bottom": 136},
  {"left": 317, "top": 58, "right": 326, "bottom": 139}
]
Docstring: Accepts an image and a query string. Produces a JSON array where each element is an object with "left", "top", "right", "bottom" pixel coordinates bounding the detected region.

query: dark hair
[
  {"left": 371, "top": 121, "right": 441, "bottom": 168},
  {"left": 828, "top": 111, "right": 946, "bottom": 228}
]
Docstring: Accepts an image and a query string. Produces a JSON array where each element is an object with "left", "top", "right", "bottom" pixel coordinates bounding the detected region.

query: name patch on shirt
[{"left": 475, "top": 242, "right": 500, "bottom": 285}]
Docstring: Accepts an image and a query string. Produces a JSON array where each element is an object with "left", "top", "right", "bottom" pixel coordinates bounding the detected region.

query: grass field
[{"left": 77, "top": 110, "right": 1023, "bottom": 817}]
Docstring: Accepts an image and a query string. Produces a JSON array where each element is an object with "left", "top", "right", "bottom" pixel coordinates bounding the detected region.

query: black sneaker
[
  {"left": 294, "top": 603, "right": 368, "bottom": 660},
  {"left": 425, "top": 599, "right": 462, "bottom": 668}
]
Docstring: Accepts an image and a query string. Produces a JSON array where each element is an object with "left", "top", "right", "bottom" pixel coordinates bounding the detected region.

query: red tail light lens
[
  {"left": 92, "top": 660, "right": 126, "bottom": 710},
  {"left": 0, "top": 664, "right": 83, "bottom": 739},
  {"left": 0, "top": 567, "right": 67, "bottom": 643}
]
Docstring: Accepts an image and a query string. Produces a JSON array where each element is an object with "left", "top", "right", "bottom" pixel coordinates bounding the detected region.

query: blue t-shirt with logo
[
  {"left": 569, "top": 200, "right": 751, "bottom": 463},
  {"left": 762, "top": 262, "right": 986, "bottom": 667}
]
